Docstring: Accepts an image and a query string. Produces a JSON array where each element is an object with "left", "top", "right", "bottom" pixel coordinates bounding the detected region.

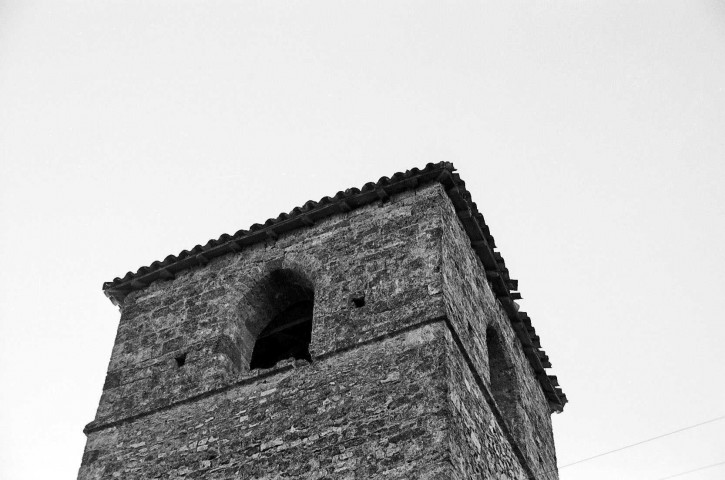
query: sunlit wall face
[{"left": 1, "top": 1, "right": 725, "bottom": 479}]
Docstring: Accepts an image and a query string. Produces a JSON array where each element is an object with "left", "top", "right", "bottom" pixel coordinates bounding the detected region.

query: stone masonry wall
[
  {"left": 89, "top": 184, "right": 446, "bottom": 427},
  {"left": 439, "top": 185, "right": 558, "bottom": 479},
  {"left": 80, "top": 322, "right": 451, "bottom": 480},
  {"left": 80, "top": 184, "right": 452, "bottom": 479},
  {"left": 79, "top": 181, "right": 560, "bottom": 479}
]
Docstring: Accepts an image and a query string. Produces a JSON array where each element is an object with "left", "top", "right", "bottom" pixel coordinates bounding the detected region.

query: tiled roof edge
[{"left": 102, "top": 161, "right": 567, "bottom": 411}]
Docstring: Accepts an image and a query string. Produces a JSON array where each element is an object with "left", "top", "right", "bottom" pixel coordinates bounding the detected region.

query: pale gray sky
[{"left": 1, "top": 1, "right": 724, "bottom": 479}]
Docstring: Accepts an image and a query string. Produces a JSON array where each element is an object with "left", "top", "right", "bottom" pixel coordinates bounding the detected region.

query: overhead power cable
[
  {"left": 559, "top": 414, "right": 725, "bottom": 469},
  {"left": 653, "top": 459, "right": 725, "bottom": 480},
  {"left": 529, "top": 414, "right": 725, "bottom": 479}
]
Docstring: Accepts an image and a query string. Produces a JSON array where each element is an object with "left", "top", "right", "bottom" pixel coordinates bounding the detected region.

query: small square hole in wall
[
  {"left": 351, "top": 295, "right": 365, "bottom": 308},
  {"left": 175, "top": 353, "right": 187, "bottom": 368}
]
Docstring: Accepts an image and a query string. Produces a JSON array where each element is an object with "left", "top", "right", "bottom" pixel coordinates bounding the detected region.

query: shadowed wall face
[{"left": 440, "top": 190, "right": 558, "bottom": 478}]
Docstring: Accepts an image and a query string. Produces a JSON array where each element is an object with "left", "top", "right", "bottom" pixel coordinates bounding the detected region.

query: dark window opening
[
  {"left": 351, "top": 295, "right": 365, "bottom": 308},
  {"left": 175, "top": 353, "right": 187, "bottom": 368},
  {"left": 486, "top": 325, "right": 529, "bottom": 447},
  {"left": 486, "top": 327, "right": 517, "bottom": 416},
  {"left": 249, "top": 300, "right": 313, "bottom": 370}
]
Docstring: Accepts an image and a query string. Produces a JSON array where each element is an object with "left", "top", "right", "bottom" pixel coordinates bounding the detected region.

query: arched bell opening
[
  {"left": 246, "top": 268, "right": 314, "bottom": 370},
  {"left": 249, "top": 299, "right": 313, "bottom": 369}
]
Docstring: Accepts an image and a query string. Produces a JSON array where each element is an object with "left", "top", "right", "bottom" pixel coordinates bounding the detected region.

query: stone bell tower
[{"left": 78, "top": 162, "right": 567, "bottom": 479}]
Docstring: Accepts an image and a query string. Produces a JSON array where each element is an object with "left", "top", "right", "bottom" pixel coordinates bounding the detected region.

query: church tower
[{"left": 78, "top": 162, "right": 567, "bottom": 479}]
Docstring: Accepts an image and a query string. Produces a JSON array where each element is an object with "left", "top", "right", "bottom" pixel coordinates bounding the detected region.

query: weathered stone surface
[{"left": 79, "top": 180, "right": 563, "bottom": 479}]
